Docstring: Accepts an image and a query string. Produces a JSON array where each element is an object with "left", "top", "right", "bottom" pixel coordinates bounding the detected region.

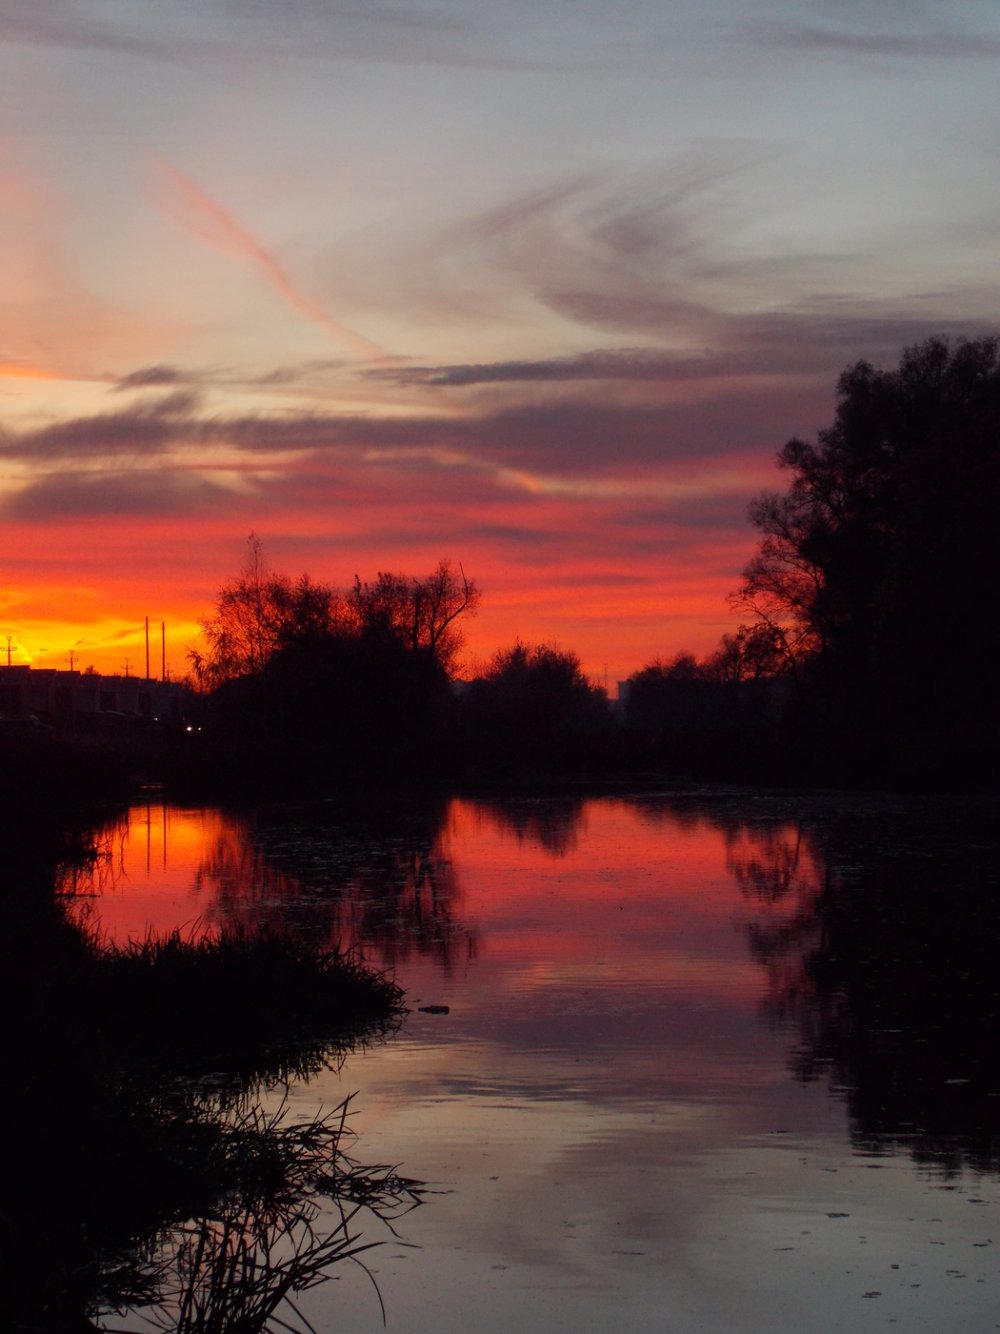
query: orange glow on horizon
[
  {"left": 0, "top": 362, "right": 63, "bottom": 381},
  {"left": 0, "top": 490, "right": 754, "bottom": 680},
  {"left": 1, "top": 588, "right": 738, "bottom": 683},
  {"left": 0, "top": 555, "right": 743, "bottom": 683}
]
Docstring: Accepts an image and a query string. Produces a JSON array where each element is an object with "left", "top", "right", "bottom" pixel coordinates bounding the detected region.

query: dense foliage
[
  {"left": 622, "top": 336, "right": 1000, "bottom": 786},
  {"left": 460, "top": 642, "right": 610, "bottom": 778},
  {"left": 185, "top": 544, "right": 479, "bottom": 786},
  {"left": 737, "top": 335, "right": 999, "bottom": 779}
]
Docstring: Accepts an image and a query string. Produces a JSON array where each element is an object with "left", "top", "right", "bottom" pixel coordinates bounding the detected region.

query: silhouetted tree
[
  {"left": 738, "top": 335, "right": 1000, "bottom": 779},
  {"left": 189, "top": 535, "right": 342, "bottom": 688},
  {"left": 186, "top": 546, "right": 479, "bottom": 788},
  {"left": 622, "top": 646, "right": 791, "bottom": 779},
  {"left": 348, "top": 559, "right": 479, "bottom": 677},
  {"left": 705, "top": 623, "right": 789, "bottom": 684},
  {"left": 623, "top": 652, "right": 710, "bottom": 759},
  {"left": 463, "top": 642, "right": 608, "bottom": 777}
]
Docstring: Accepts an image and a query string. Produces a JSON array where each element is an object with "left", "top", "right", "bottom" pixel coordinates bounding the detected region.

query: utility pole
[
  {"left": 161, "top": 621, "right": 166, "bottom": 682},
  {"left": 145, "top": 616, "right": 150, "bottom": 680},
  {"left": 122, "top": 657, "right": 131, "bottom": 678},
  {"left": 66, "top": 649, "right": 76, "bottom": 671},
  {"left": 4, "top": 635, "right": 11, "bottom": 667}
]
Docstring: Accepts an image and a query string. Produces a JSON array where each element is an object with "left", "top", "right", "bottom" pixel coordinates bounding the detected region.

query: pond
[{"left": 66, "top": 789, "right": 1000, "bottom": 1332}]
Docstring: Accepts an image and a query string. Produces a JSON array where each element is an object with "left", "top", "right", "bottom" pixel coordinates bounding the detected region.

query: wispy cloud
[
  {"left": 0, "top": 2, "right": 188, "bottom": 63},
  {"left": 154, "top": 162, "right": 394, "bottom": 366},
  {"left": 14, "top": 315, "right": 994, "bottom": 480},
  {"left": 115, "top": 365, "right": 193, "bottom": 391},
  {"left": 369, "top": 311, "right": 998, "bottom": 389},
  {"left": 112, "top": 359, "right": 351, "bottom": 394},
  {"left": 744, "top": 20, "right": 1000, "bottom": 62},
  {"left": 368, "top": 349, "right": 728, "bottom": 387}
]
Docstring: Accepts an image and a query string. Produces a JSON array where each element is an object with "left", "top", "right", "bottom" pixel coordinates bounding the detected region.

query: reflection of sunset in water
[
  {"left": 70, "top": 796, "right": 770, "bottom": 1012},
  {"left": 62, "top": 805, "right": 238, "bottom": 940},
  {"left": 61, "top": 792, "right": 1000, "bottom": 1333}
]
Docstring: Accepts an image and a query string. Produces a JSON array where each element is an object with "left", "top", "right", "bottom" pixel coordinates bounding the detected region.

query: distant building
[{"left": 0, "top": 665, "right": 188, "bottom": 724}]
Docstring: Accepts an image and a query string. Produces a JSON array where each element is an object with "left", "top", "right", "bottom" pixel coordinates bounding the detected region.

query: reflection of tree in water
[
  {"left": 469, "top": 795, "right": 587, "bottom": 856},
  {"left": 196, "top": 801, "right": 478, "bottom": 973},
  {"left": 725, "top": 801, "right": 1000, "bottom": 1175},
  {"left": 723, "top": 817, "right": 829, "bottom": 1030},
  {"left": 53, "top": 810, "right": 130, "bottom": 900}
]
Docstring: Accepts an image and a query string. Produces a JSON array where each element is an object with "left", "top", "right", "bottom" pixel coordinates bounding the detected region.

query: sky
[{"left": 2, "top": 0, "right": 998, "bottom": 682}]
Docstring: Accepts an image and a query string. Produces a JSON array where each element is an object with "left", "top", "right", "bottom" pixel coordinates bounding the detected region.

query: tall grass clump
[{"left": 84, "top": 927, "right": 404, "bottom": 1080}]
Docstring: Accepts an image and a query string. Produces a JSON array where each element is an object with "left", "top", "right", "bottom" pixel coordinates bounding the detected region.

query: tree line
[{"left": 184, "top": 336, "right": 998, "bottom": 790}]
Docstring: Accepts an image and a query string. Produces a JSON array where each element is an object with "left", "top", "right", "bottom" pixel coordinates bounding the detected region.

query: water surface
[{"left": 69, "top": 791, "right": 1000, "bottom": 1331}]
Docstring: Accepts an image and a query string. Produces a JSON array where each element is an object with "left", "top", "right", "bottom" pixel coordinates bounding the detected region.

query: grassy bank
[{"left": 1, "top": 811, "right": 415, "bottom": 1332}]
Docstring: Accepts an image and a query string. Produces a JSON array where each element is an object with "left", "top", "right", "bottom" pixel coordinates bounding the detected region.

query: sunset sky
[{"left": 2, "top": 1, "right": 998, "bottom": 681}]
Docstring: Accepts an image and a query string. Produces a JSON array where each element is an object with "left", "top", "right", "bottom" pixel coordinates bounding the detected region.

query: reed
[{"left": 95, "top": 1096, "right": 422, "bottom": 1333}]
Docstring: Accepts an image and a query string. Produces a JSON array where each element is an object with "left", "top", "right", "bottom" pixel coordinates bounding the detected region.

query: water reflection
[
  {"left": 69, "top": 792, "right": 1000, "bottom": 1183},
  {"left": 727, "top": 804, "right": 1000, "bottom": 1174},
  {"left": 470, "top": 795, "right": 587, "bottom": 856},
  {"left": 8, "top": 814, "right": 421, "bottom": 1333},
  {"left": 118, "top": 1097, "right": 422, "bottom": 1334},
  {"left": 197, "top": 801, "right": 477, "bottom": 972}
]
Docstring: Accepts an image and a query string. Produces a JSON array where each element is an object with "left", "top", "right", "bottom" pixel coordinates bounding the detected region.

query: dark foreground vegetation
[{"left": 1, "top": 807, "right": 419, "bottom": 1333}]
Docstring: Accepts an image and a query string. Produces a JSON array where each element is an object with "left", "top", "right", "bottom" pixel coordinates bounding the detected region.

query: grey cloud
[
  {"left": 441, "top": 174, "right": 602, "bottom": 250},
  {"left": 371, "top": 349, "right": 736, "bottom": 387},
  {"left": 747, "top": 20, "right": 1000, "bottom": 61},
  {"left": 8, "top": 318, "right": 995, "bottom": 483},
  {"left": 2, "top": 469, "right": 236, "bottom": 520},
  {"left": 3, "top": 392, "right": 764, "bottom": 490},
  {"left": 0, "top": 2, "right": 196, "bottom": 64},
  {"left": 4, "top": 393, "right": 202, "bottom": 460},
  {"left": 449, "top": 524, "right": 566, "bottom": 547},
  {"left": 535, "top": 570, "right": 650, "bottom": 590},
  {"left": 625, "top": 493, "right": 753, "bottom": 531},
  {"left": 113, "top": 360, "right": 350, "bottom": 395},
  {"left": 115, "top": 365, "right": 193, "bottom": 391},
  {"left": 247, "top": 359, "right": 347, "bottom": 386},
  {"left": 214, "top": 0, "right": 566, "bottom": 75},
  {"left": 7, "top": 410, "right": 178, "bottom": 461},
  {"left": 437, "top": 159, "right": 1000, "bottom": 367},
  {"left": 541, "top": 289, "right": 705, "bottom": 338},
  {"left": 370, "top": 313, "right": 999, "bottom": 390},
  {"left": 486, "top": 153, "right": 767, "bottom": 291},
  {"left": 0, "top": 0, "right": 558, "bottom": 78},
  {"left": 0, "top": 405, "right": 353, "bottom": 463},
  {"left": 148, "top": 390, "right": 202, "bottom": 417}
]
